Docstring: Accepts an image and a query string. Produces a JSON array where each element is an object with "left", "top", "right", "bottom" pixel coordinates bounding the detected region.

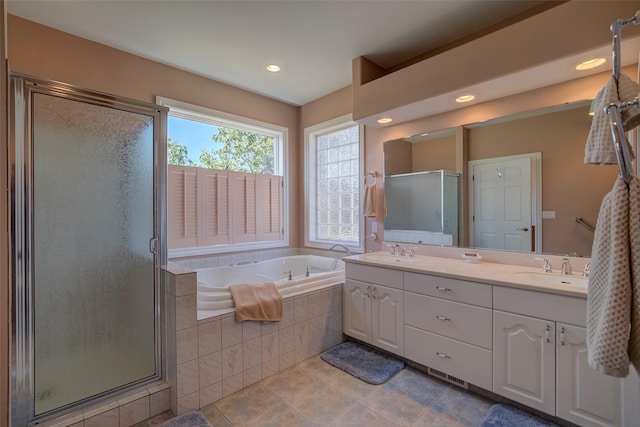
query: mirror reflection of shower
[{"left": 10, "top": 76, "right": 166, "bottom": 424}]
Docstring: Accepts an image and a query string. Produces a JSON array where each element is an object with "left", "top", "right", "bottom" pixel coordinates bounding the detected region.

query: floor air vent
[{"left": 428, "top": 367, "right": 468, "bottom": 389}]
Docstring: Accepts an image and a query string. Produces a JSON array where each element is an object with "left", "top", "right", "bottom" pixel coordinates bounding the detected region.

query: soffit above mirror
[{"left": 353, "top": 1, "right": 640, "bottom": 127}]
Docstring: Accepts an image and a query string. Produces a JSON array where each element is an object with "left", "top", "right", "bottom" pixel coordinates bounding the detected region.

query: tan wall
[
  {"left": 7, "top": 15, "right": 301, "bottom": 249},
  {"left": 412, "top": 135, "right": 456, "bottom": 173},
  {"left": 468, "top": 106, "right": 616, "bottom": 256}
]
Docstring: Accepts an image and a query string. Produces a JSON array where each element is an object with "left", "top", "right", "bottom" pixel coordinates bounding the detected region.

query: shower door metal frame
[{"left": 9, "top": 74, "right": 168, "bottom": 426}]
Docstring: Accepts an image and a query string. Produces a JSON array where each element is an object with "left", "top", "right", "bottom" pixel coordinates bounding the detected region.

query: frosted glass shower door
[{"left": 32, "top": 92, "right": 157, "bottom": 414}]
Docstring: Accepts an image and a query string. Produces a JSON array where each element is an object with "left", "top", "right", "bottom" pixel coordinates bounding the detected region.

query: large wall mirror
[{"left": 383, "top": 101, "right": 622, "bottom": 257}]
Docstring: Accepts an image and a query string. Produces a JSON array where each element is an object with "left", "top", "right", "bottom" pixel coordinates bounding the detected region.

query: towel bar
[
  {"left": 364, "top": 170, "right": 377, "bottom": 185},
  {"left": 575, "top": 216, "right": 595, "bottom": 233}
]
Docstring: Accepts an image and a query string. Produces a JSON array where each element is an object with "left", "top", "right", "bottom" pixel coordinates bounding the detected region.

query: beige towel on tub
[
  {"left": 587, "top": 177, "right": 631, "bottom": 377},
  {"left": 229, "top": 282, "right": 283, "bottom": 322}
]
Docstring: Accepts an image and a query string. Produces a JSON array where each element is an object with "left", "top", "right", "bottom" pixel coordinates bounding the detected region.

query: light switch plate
[
  {"left": 372, "top": 221, "right": 378, "bottom": 233},
  {"left": 542, "top": 211, "right": 556, "bottom": 219}
]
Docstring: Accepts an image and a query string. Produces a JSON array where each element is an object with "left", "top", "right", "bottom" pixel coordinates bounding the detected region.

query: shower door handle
[{"left": 149, "top": 238, "right": 158, "bottom": 254}]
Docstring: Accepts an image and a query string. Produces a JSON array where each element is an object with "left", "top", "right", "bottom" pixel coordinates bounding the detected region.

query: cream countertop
[{"left": 344, "top": 251, "right": 588, "bottom": 299}]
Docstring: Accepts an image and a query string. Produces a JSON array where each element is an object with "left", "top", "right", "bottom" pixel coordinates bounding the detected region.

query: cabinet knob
[{"left": 436, "top": 352, "right": 451, "bottom": 359}]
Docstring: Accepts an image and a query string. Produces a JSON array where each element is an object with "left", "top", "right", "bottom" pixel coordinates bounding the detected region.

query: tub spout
[{"left": 329, "top": 244, "right": 352, "bottom": 257}]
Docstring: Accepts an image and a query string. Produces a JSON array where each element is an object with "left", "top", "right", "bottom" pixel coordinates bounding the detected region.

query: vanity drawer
[
  {"left": 405, "top": 293, "right": 492, "bottom": 349},
  {"left": 405, "top": 325, "right": 492, "bottom": 390},
  {"left": 404, "top": 272, "right": 492, "bottom": 308},
  {"left": 493, "top": 286, "right": 586, "bottom": 327},
  {"left": 345, "top": 263, "right": 404, "bottom": 289}
]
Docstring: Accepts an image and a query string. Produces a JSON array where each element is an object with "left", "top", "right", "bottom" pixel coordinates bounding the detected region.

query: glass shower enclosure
[{"left": 10, "top": 75, "right": 167, "bottom": 425}]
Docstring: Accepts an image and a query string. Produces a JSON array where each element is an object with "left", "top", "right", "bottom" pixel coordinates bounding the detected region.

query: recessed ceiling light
[
  {"left": 266, "top": 64, "right": 281, "bottom": 72},
  {"left": 576, "top": 58, "right": 606, "bottom": 71},
  {"left": 377, "top": 117, "right": 393, "bottom": 124},
  {"left": 455, "top": 94, "right": 475, "bottom": 103}
]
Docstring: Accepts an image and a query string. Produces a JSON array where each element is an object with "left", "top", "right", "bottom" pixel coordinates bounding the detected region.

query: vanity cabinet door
[
  {"left": 371, "top": 285, "right": 404, "bottom": 356},
  {"left": 556, "top": 323, "right": 622, "bottom": 427},
  {"left": 344, "top": 279, "right": 372, "bottom": 343},
  {"left": 493, "top": 310, "right": 555, "bottom": 415}
]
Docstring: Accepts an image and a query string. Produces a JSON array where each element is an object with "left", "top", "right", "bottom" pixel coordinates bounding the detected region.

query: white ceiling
[{"left": 7, "top": 0, "right": 547, "bottom": 106}]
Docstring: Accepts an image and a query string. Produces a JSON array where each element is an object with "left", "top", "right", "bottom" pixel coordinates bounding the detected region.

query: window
[
  {"left": 157, "top": 97, "right": 288, "bottom": 257},
  {"left": 305, "top": 114, "right": 363, "bottom": 252}
]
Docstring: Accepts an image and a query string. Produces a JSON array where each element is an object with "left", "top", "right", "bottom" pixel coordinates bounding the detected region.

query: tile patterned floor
[{"left": 142, "top": 353, "right": 495, "bottom": 426}]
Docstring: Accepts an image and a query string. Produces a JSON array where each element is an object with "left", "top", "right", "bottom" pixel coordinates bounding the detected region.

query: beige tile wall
[{"left": 165, "top": 265, "right": 344, "bottom": 416}]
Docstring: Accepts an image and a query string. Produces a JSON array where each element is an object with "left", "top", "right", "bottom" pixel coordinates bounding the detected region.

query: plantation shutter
[
  {"left": 167, "top": 166, "right": 284, "bottom": 250},
  {"left": 259, "top": 174, "right": 283, "bottom": 241},
  {"left": 231, "top": 171, "right": 259, "bottom": 243},
  {"left": 199, "top": 168, "right": 231, "bottom": 246},
  {"left": 167, "top": 165, "right": 198, "bottom": 248}
]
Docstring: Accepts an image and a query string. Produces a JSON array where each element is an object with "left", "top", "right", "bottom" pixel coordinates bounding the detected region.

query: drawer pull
[
  {"left": 560, "top": 327, "right": 565, "bottom": 346},
  {"left": 435, "top": 286, "right": 451, "bottom": 292},
  {"left": 545, "top": 325, "right": 550, "bottom": 343},
  {"left": 435, "top": 315, "right": 451, "bottom": 321},
  {"left": 436, "top": 352, "right": 451, "bottom": 359}
]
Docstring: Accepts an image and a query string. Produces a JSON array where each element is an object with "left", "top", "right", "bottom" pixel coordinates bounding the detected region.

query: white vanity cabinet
[
  {"left": 493, "top": 287, "right": 635, "bottom": 427},
  {"left": 344, "top": 264, "right": 404, "bottom": 356},
  {"left": 404, "top": 272, "right": 493, "bottom": 390},
  {"left": 343, "top": 257, "right": 640, "bottom": 427},
  {"left": 556, "top": 323, "right": 624, "bottom": 427},
  {"left": 493, "top": 310, "right": 556, "bottom": 415}
]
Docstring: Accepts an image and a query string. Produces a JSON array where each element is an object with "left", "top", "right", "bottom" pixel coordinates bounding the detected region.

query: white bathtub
[{"left": 196, "top": 255, "right": 345, "bottom": 310}]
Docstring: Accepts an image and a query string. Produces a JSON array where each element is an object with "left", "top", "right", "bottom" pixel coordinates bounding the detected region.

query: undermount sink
[
  {"left": 513, "top": 271, "right": 588, "bottom": 288},
  {"left": 363, "top": 254, "right": 416, "bottom": 263}
]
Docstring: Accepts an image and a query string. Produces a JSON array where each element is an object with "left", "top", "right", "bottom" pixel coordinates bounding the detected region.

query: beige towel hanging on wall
[
  {"left": 585, "top": 74, "right": 640, "bottom": 165},
  {"left": 628, "top": 177, "right": 640, "bottom": 371},
  {"left": 363, "top": 184, "right": 377, "bottom": 217},
  {"left": 587, "top": 177, "right": 631, "bottom": 377}
]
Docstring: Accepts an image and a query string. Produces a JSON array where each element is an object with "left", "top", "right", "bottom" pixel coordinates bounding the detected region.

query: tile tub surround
[{"left": 164, "top": 262, "right": 344, "bottom": 416}]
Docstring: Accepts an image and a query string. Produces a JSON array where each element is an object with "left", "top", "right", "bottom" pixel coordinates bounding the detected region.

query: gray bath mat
[
  {"left": 159, "top": 411, "right": 212, "bottom": 427},
  {"left": 321, "top": 341, "right": 404, "bottom": 384},
  {"left": 479, "top": 404, "right": 558, "bottom": 427}
]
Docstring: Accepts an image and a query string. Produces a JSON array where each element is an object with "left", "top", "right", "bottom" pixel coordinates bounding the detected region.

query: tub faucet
[
  {"left": 329, "top": 244, "right": 352, "bottom": 257},
  {"left": 561, "top": 258, "right": 572, "bottom": 275},
  {"left": 306, "top": 266, "right": 311, "bottom": 277},
  {"left": 283, "top": 270, "right": 292, "bottom": 280}
]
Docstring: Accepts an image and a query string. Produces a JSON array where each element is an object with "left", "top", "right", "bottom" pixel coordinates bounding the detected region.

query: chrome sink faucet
[
  {"left": 561, "top": 258, "right": 572, "bottom": 275},
  {"left": 536, "top": 257, "right": 552, "bottom": 273},
  {"left": 582, "top": 262, "right": 591, "bottom": 278},
  {"left": 394, "top": 244, "right": 406, "bottom": 256}
]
